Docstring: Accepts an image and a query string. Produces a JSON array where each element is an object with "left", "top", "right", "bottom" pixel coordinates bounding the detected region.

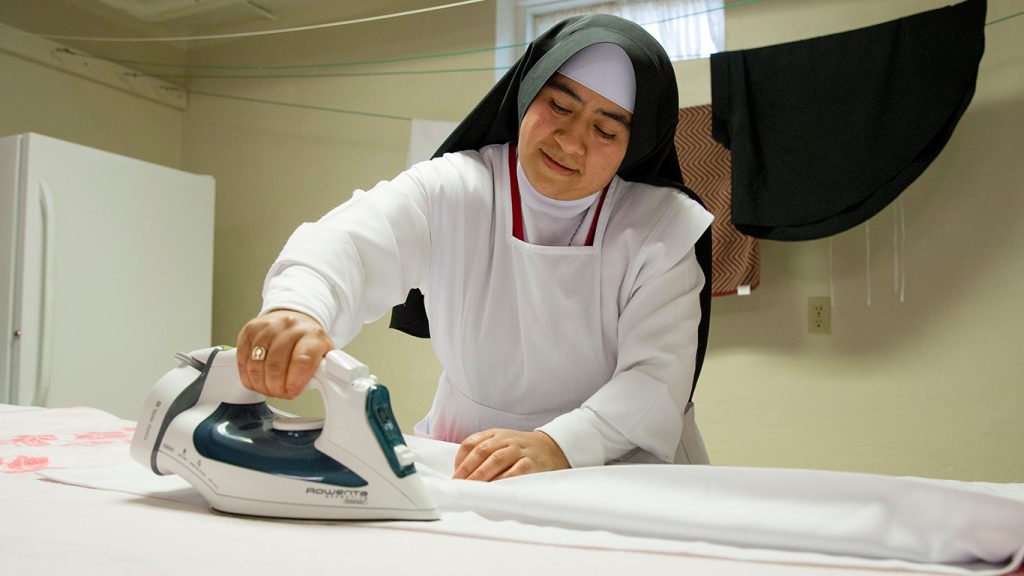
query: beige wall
[
  {"left": 180, "top": 3, "right": 494, "bottom": 426},
  {"left": 2, "top": 0, "right": 1020, "bottom": 482},
  {"left": 0, "top": 47, "right": 183, "bottom": 169},
  {"left": 688, "top": 0, "right": 1024, "bottom": 482},
  {"left": 0, "top": 1, "right": 187, "bottom": 166}
]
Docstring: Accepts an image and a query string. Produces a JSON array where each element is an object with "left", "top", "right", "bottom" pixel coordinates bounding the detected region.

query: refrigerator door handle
[{"left": 35, "top": 181, "right": 57, "bottom": 407}]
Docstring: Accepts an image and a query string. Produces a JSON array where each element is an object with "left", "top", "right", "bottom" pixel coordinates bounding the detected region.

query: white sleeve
[
  {"left": 538, "top": 247, "right": 705, "bottom": 467},
  {"left": 260, "top": 160, "right": 448, "bottom": 346},
  {"left": 261, "top": 266, "right": 338, "bottom": 330}
]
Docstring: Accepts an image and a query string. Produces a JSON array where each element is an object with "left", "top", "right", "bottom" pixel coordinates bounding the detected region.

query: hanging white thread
[
  {"left": 899, "top": 199, "right": 907, "bottom": 302},
  {"left": 829, "top": 238, "right": 835, "bottom": 308},
  {"left": 889, "top": 200, "right": 907, "bottom": 303},
  {"left": 894, "top": 205, "right": 900, "bottom": 296},
  {"left": 865, "top": 221, "right": 872, "bottom": 306}
]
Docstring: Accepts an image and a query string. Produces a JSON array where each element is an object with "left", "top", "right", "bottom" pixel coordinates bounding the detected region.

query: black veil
[{"left": 390, "top": 14, "right": 713, "bottom": 391}]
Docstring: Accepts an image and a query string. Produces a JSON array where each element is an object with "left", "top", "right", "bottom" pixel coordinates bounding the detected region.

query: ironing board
[{"left": 2, "top": 404, "right": 1023, "bottom": 576}]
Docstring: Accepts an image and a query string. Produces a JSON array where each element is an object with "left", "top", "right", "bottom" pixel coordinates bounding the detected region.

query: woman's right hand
[{"left": 236, "top": 310, "right": 334, "bottom": 399}]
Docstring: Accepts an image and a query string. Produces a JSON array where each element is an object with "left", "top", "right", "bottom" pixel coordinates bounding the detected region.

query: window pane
[{"left": 528, "top": 0, "right": 724, "bottom": 61}]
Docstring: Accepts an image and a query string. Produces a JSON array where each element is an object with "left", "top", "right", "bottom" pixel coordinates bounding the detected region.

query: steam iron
[{"left": 131, "top": 346, "right": 439, "bottom": 521}]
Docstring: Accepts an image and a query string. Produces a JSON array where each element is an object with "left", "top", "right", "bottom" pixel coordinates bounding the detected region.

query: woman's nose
[{"left": 554, "top": 118, "right": 586, "bottom": 156}]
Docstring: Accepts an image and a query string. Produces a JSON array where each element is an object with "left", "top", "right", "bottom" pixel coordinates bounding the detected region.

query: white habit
[{"left": 263, "top": 143, "right": 713, "bottom": 467}]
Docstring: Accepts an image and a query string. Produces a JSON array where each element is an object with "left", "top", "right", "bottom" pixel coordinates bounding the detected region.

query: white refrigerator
[{"left": 0, "top": 133, "right": 214, "bottom": 419}]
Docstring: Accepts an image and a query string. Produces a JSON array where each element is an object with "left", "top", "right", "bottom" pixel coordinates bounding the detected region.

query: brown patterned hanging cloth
[{"left": 675, "top": 104, "right": 760, "bottom": 297}]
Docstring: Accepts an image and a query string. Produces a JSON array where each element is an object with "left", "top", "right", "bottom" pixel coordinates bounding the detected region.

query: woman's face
[{"left": 518, "top": 73, "right": 632, "bottom": 201}]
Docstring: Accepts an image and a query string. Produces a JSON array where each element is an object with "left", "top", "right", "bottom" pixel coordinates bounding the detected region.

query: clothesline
[
  {"left": 49, "top": 2, "right": 1020, "bottom": 126},
  {"left": 33, "top": 0, "right": 754, "bottom": 45},
  {"left": 52, "top": 0, "right": 760, "bottom": 73},
  {"left": 32, "top": 0, "right": 487, "bottom": 43},
  {"left": 57, "top": 43, "right": 528, "bottom": 72},
  {"left": 121, "top": 65, "right": 509, "bottom": 80},
  {"left": 188, "top": 89, "right": 415, "bottom": 122},
  {"left": 56, "top": 6, "right": 1019, "bottom": 82},
  {"left": 183, "top": 0, "right": 1015, "bottom": 127}
]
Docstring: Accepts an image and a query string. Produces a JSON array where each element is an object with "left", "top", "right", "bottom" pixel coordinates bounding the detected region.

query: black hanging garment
[
  {"left": 710, "top": 0, "right": 986, "bottom": 241},
  {"left": 390, "top": 14, "right": 714, "bottom": 389}
]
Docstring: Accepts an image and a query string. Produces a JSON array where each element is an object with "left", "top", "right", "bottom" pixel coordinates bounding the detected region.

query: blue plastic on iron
[
  {"left": 149, "top": 347, "right": 220, "bottom": 474},
  {"left": 193, "top": 403, "right": 368, "bottom": 487},
  {"left": 365, "top": 385, "right": 416, "bottom": 478}
]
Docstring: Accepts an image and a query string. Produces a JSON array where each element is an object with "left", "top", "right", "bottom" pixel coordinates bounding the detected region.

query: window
[{"left": 495, "top": 0, "right": 725, "bottom": 79}]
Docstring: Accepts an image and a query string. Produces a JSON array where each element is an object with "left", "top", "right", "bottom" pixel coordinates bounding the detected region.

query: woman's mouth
[{"left": 541, "top": 151, "right": 577, "bottom": 175}]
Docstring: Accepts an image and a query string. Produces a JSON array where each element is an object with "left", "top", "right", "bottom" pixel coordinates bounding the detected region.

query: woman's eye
[
  {"left": 595, "top": 126, "right": 617, "bottom": 140},
  {"left": 550, "top": 100, "right": 571, "bottom": 114}
]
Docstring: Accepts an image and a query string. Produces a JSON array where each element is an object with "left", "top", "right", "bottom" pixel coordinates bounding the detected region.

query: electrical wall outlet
[{"left": 808, "top": 297, "right": 831, "bottom": 335}]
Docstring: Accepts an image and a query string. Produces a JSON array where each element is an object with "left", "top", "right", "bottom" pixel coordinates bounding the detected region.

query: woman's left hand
[{"left": 452, "top": 429, "right": 569, "bottom": 481}]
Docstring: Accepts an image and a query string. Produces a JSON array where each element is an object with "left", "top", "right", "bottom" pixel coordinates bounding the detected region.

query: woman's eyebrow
[
  {"left": 548, "top": 78, "right": 632, "bottom": 130},
  {"left": 548, "top": 78, "right": 583, "bottom": 103},
  {"left": 600, "top": 109, "right": 632, "bottom": 130}
]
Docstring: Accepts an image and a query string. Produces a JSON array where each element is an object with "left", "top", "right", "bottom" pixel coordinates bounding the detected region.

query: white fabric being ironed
[
  {"left": 403, "top": 435, "right": 1024, "bottom": 571},
  {"left": 262, "top": 143, "right": 713, "bottom": 467},
  {"left": 17, "top": 408, "right": 1024, "bottom": 575}
]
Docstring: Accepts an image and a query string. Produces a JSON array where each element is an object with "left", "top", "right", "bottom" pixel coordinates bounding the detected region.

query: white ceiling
[{"left": 88, "top": 0, "right": 283, "bottom": 24}]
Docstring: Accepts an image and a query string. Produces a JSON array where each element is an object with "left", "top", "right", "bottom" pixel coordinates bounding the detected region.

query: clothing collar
[{"left": 516, "top": 159, "right": 599, "bottom": 219}]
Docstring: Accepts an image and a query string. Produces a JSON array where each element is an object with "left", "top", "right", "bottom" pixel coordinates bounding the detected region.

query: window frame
[{"left": 495, "top": 0, "right": 724, "bottom": 81}]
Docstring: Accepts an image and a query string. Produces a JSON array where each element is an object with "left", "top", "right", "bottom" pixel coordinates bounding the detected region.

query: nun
[{"left": 237, "top": 14, "right": 714, "bottom": 481}]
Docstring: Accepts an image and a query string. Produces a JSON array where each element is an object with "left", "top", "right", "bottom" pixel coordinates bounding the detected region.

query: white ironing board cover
[{"left": 3, "top": 405, "right": 1024, "bottom": 576}]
